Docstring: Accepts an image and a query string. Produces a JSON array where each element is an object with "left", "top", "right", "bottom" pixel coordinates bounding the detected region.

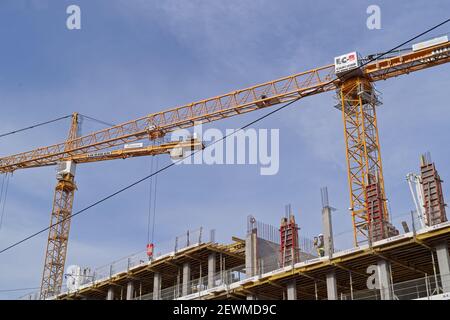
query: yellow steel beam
[
  {"left": 0, "top": 65, "right": 336, "bottom": 172},
  {"left": 365, "top": 41, "right": 450, "bottom": 80}
]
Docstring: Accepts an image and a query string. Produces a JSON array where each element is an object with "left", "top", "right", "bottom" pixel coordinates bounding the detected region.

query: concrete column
[
  {"left": 208, "top": 253, "right": 217, "bottom": 289},
  {"left": 153, "top": 272, "right": 162, "bottom": 300},
  {"left": 377, "top": 259, "right": 393, "bottom": 300},
  {"left": 245, "top": 229, "right": 258, "bottom": 277},
  {"left": 435, "top": 242, "right": 450, "bottom": 292},
  {"left": 322, "top": 206, "right": 334, "bottom": 257},
  {"left": 286, "top": 279, "right": 297, "bottom": 300},
  {"left": 126, "top": 281, "right": 134, "bottom": 300},
  {"left": 182, "top": 262, "right": 191, "bottom": 296},
  {"left": 326, "top": 272, "right": 338, "bottom": 300},
  {"left": 106, "top": 287, "right": 114, "bottom": 300}
]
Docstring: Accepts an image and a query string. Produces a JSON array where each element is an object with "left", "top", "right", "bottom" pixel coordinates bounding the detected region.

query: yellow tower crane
[{"left": 0, "top": 35, "right": 449, "bottom": 299}]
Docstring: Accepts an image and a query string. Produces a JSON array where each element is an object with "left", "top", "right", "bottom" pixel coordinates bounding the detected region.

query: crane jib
[{"left": 0, "top": 40, "right": 449, "bottom": 173}]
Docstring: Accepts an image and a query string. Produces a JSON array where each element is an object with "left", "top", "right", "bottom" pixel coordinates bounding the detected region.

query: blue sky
[{"left": 0, "top": 0, "right": 449, "bottom": 298}]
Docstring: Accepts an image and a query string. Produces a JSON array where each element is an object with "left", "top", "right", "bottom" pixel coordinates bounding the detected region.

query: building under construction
[
  {"left": 2, "top": 34, "right": 450, "bottom": 301},
  {"left": 18, "top": 155, "right": 450, "bottom": 301}
]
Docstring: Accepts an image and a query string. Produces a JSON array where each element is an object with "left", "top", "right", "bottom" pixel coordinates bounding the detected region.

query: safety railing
[
  {"left": 146, "top": 268, "right": 450, "bottom": 301},
  {"left": 85, "top": 228, "right": 207, "bottom": 287},
  {"left": 135, "top": 292, "right": 153, "bottom": 301},
  {"left": 18, "top": 284, "right": 69, "bottom": 300},
  {"left": 330, "top": 210, "right": 432, "bottom": 254},
  {"left": 174, "top": 227, "right": 204, "bottom": 253},
  {"left": 350, "top": 273, "right": 449, "bottom": 300},
  {"left": 137, "top": 264, "right": 246, "bottom": 300},
  {"left": 20, "top": 227, "right": 210, "bottom": 299}
]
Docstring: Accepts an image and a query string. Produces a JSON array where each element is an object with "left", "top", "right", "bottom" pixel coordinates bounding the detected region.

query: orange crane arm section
[
  {"left": 0, "top": 40, "right": 449, "bottom": 173},
  {"left": 0, "top": 65, "right": 336, "bottom": 172},
  {"left": 4, "top": 139, "right": 203, "bottom": 170},
  {"left": 365, "top": 41, "right": 450, "bottom": 80},
  {"left": 66, "top": 139, "right": 203, "bottom": 165}
]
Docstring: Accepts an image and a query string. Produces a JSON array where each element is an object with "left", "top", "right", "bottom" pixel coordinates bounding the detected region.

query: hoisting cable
[
  {"left": 79, "top": 114, "right": 116, "bottom": 128},
  {"left": 150, "top": 155, "right": 159, "bottom": 245},
  {"left": 77, "top": 114, "right": 115, "bottom": 137},
  {"left": 0, "top": 174, "right": 6, "bottom": 205},
  {"left": 146, "top": 155, "right": 155, "bottom": 244},
  {"left": 146, "top": 140, "right": 160, "bottom": 259},
  {"left": 0, "top": 115, "right": 72, "bottom": 139},
  {"left": 0, "top": 173, "right": 11, "bottom": 232},
  {"left": 0, "top": 174, "right": 6, "bottom": 226},
  {"left": 0, "top": 17, "right": 449, "bottom": 255}
]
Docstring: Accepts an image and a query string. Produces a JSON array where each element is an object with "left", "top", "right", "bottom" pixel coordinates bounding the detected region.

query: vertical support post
[
  {"left": 107, "top": 287, "right": 114, "bottom": 300},
  {"left": 377, "top": 259, "right": 393, "bottom": 300},
  {"left": 153, "top": 272, "right": 162, "bottom": 300},
  {"left": 208, "top": 253, "right": 217, "bottom": 289},
  {"left": 435, "top": 242, "right": 450, "bottom": 292},
  {"left": 349, "top": 271, "right": 354, "bottom": 300},
  {"left": 286, "top": 279, "right": 297, "bottom": 300},
  {"left": 314, "top": 281, "right": 318, "bottom": 300},
  {"left": 369, "top": 211, "right": 374, "bottom": 247},
  {"left": 176, "top": 268, "right": 181, "bottom": 298},
  {"left": 321, "top": 187, "right": 335, "bottom": 257},
  {"left": 219, "top": 253, "right": 223, "bottom": 284},
  {"left": 431, "top": 250, "right": 440, "bottom": 294},
  {"left": 182, "top": 262, "right": 191, "bottom": 296},
  {"left": 245, "top": 227, "right": 258, "bottom": 277},
  {"left": 259, "top": 258, "right": 264, "bottom": 275},
  {"left": 326, "top": 272, "right": 338, "bottom": 300},
  {"left": 126, "top": 281, "right": 134, "bottom": 300},
  {"left": 198, "top": 262, "right": 202, "bottom": 294},
  {"left": 223, "top": 257, "right": 226, "bottom": 284}
]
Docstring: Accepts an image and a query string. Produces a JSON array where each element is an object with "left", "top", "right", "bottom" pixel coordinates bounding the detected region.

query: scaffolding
[{"left": 280, "top": 207, "right": 300, "bottom": 266}]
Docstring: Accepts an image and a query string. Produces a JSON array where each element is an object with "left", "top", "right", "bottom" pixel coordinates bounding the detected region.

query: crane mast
[
  {"left": 40, "top": 113, "right": 80, "bottom": 299},
  {"left": 339, "top": 77, "right": 397, "bottom": 245}
]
